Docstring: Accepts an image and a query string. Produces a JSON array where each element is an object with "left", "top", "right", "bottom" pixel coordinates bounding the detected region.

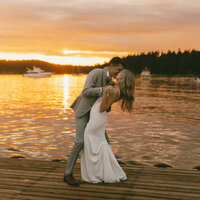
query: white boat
[
  {"left": 194, "top": 77, "right": 200, "bottom": 83},
  {"left": 140, "top": 67, "right": 151, "bottom": 80},
  {"left": 23, "top": 66, "right": 54, "bottom": 78}
]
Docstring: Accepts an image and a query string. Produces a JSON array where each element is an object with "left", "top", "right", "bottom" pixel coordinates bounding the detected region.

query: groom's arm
[{"left": 82, "top": 69, "right": 103, "bottom": 97}]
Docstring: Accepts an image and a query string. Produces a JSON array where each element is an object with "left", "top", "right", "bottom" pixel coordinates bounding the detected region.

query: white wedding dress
[{"left": 81, "top": 97, "right": 127, "bottom": 183}]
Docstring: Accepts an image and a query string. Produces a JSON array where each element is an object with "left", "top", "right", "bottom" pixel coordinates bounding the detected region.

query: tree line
[
  {"left": 0, "top": 49, "right": 199, "bottom": 75},
  {"left": 122, "top": 49, "right": 200, "bottom": 75}
]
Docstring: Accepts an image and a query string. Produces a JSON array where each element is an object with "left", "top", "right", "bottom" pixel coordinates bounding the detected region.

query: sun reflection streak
[
  {"left": 63, "top": 75, "right": 69, "bottom": 109},
  {"left": 0, "top": 134, "right": 23, "bottom": 139}
]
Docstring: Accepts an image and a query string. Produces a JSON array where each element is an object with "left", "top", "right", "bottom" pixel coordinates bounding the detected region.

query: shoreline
[{"left": 3, "top": 156, "right": 200, "bottom": 171}]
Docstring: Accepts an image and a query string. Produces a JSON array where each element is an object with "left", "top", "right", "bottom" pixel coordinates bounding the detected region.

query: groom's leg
[{"left": 65, "top": 112, "right": 90, "bottom": 176}]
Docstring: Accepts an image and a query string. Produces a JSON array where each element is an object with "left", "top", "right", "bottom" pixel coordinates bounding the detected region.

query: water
[{"left": 0, "top": 74, "right": 199, "bottom": 169}]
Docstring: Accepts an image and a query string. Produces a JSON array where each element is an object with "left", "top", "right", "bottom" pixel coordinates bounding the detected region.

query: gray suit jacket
[{"left": 70, "top": 68, "right": 111, "bottom": 117}]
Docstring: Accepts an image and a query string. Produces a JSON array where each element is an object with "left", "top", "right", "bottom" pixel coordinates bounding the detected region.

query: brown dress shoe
[{"left": 63, "top": 174, "right": 79, "bottom": 186}]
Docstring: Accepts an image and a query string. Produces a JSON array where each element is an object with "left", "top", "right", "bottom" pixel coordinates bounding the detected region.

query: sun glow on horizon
[
  {"left": 0, "top": 53, "right": 110, "bottom": 66},
  {"left": 62, "top": 50, "right": 129, "bottom": 55}
]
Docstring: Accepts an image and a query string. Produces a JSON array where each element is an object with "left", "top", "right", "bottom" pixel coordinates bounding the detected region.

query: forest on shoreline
[{"left": 0, "top": 49, "right": 199, "bottom": 75}]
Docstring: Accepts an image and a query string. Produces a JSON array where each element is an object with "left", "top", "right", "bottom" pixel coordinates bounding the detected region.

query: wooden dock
[{"left": 0, "top": 158, "right": 199, "bottom": 200}]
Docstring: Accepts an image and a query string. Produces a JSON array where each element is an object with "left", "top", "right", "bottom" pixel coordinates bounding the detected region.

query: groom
[{"left": 64, "top": 57, "right": 126, "bottom": 186}]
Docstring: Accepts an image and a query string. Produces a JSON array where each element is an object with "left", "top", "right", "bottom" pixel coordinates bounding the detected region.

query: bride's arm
[{"left": 99, "top": 87, "right": 120, "bottom": 112}]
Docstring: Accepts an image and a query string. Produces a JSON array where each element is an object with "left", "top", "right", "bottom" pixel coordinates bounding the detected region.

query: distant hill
[{"left": 0, "top": 59, "right": 95, "bottom": 74}]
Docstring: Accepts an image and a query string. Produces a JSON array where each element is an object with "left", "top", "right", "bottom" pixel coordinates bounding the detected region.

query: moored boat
[
  {"left": 23, "top": 66, "right": 54, "bottom": 78},
  {"left": 140, "top": 67, "right": 151, "bottom": 80},
  {"left": 194, "top": 77, "right": 200, "bottom": 83}
]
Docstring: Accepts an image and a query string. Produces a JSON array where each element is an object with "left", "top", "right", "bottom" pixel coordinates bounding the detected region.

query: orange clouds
[{"left": 0, "top": 0, "right": 199, "bottom": 65}]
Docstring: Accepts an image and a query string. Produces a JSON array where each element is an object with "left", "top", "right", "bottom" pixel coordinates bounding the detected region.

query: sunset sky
[{"left": 0, "top": 0, "right": 200, "bottom": 65}]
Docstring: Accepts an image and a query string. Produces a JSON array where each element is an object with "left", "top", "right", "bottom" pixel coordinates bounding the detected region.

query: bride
[{"left": 81, "top": 69, "right": 135, "bottom": 183}]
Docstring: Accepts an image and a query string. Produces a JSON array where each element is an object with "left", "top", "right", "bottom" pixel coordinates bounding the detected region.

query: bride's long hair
[{"left": 118, "top": 69, "right": 135, "bottom": 112}]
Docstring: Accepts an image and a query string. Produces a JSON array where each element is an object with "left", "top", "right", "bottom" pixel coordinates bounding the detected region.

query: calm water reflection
[{"left": 0, "top": 75, "right": 199, "bottom": 169}]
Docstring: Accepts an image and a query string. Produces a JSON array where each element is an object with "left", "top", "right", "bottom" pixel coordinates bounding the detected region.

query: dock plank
[{"left": 0, "top": 158, "right": 199, "bottom": 200}]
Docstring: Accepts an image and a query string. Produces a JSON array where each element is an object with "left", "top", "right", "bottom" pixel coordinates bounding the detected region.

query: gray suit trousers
[{"left": 65, "top": 112, "right": 110, "bottom": 175}]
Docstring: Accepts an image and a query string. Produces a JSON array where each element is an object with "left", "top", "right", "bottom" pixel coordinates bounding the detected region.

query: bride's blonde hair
[{"left": 118, "top": 69, "right": 135, "bottom": 112}]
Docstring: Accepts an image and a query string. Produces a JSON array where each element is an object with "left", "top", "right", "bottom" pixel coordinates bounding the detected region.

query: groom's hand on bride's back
[{"left": 102, "top": 86, "right": 113, "bottom": 93}]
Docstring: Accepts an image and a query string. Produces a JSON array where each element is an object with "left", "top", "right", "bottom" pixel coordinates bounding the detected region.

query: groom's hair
[{"left": 109, "top": 57, "right": 126, "bottom": 68}]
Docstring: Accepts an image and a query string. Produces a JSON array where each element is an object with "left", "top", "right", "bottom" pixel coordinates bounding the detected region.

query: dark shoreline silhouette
[
  {"left": 8, "top": 155, "right": 200, "bottom": 171},
  {"left": 0, "top": 49, "right": 199, "bottom": 75}
]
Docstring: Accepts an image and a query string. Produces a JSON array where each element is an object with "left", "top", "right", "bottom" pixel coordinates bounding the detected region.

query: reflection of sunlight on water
[
  {"left": 10, "top": 153, "right": 25, "bottom": 157},
  {"left": 0, "top": 75, "right": 199, "bottom": 169},
  {"left": 63, "top": 75, "right": 69, "bottom": 109},
  {"left": 44, "top": 147, "right": 58, "bottom": 150},
  {"left": 0, "top": 134, "right": 23, "bottom": 139}
]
